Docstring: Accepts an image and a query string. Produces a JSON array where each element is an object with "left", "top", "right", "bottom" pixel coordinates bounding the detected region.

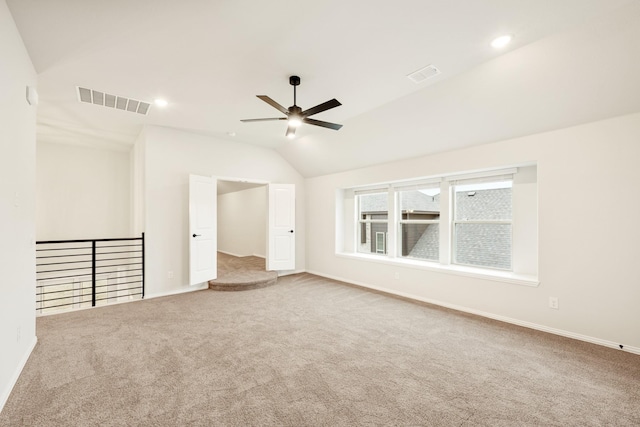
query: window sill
[{"left": 335, "top": 252, "right": 539, "bottom": 287}]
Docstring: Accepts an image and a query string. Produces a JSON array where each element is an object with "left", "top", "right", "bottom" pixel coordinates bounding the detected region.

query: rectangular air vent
[
  {"left": 407, "top": 64, "right": 441, "bottom": 84},
  {"left": 76, "top": 87, "right": 151, "bottom": 115}
]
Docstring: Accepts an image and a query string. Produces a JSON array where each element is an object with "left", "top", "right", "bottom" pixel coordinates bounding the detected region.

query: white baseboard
[
  {"left": 219, "top": 250, "right": 266, "bottom": 259},
  {"left": 306, "top": 270, "right": 640, "bottom": 356},
  {"left": 37, "top": 295, "right": 145, "bottom": 317},
  {"left": 0, "top": 336, "right": 37, "bottom": 413},
  {"left": 217, "top": 250, "right": 246, "bottom": 258},
  {"left": 278, "top": 269, "right": 306, "bottom": 277},
  {"left": 144, "top": 283, "right": 209, "bottom": 300}
]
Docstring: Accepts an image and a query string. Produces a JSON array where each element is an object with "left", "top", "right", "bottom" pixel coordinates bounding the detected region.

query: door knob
[
  {"left": 192, "top": 234, "right": 201, "bottom": 238},
  {"left": 289, "top": 230, "right": 294, "bottom": 233}
]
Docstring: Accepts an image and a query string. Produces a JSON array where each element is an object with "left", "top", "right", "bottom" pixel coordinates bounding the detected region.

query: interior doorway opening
[
  {"left": 216, "top": 179, "right": 268, "bottom": 274},
  {"left": 189, "top": 175, "right": 295, "bottom": 287}
]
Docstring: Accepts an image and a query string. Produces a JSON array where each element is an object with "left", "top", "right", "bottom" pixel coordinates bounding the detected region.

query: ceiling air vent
[
  {"left": 76, "top": 87, "right": 151, "bottom": 115},
  {"left": 407, "top": 65, "right": 441, "bottom": 84}
]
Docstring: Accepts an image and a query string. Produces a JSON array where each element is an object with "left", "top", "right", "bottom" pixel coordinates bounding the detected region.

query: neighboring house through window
[{"left": 357, "top": 191, "right": 388, "bottom": 255}]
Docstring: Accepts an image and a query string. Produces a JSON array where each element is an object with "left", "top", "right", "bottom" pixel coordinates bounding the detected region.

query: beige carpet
[
  {"left": 209, "top": 252, "right": 278, "bottom": 291},
  {"left": 1, "top": 273, "right": 639, "bottom": 426}
]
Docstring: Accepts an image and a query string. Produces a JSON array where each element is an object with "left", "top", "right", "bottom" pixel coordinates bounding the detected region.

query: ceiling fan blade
[
  {"left": 301, "top": 98, "right": 341, "bottom": 117},
  {"left": 303, "top": 117, "right": 343, "bottom": 130},
  {"left": 257, "top": 95, "right": 289, "bottom": 115},
  {"left": 240, "top": 117, "right": 287, "bottom": 122}
]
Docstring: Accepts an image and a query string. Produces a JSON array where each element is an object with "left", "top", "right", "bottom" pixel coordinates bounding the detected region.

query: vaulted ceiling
[{"left": 7, "top": 0, "right": 640, "bottom": 177}]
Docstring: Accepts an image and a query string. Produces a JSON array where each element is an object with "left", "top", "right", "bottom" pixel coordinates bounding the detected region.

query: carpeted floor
[
  {"left": 209, "top": 252, "right": 278, "bottom": 291},
  {"left": 1, "top": 273, "right": 639, "bottom": 426}
]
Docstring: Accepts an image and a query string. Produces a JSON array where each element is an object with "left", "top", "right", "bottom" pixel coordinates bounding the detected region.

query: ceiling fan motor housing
[
  {"left": 289, "top": 75, "right": 301, "bottom": 86},
  {"left": 288, "top": 105, "right": 302, "bottom": 115}
]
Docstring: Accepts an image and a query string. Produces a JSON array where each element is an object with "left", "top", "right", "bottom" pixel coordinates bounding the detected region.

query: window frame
[
  {"left": 355, "top": 190, "right": 390, "bottom": 256},
  {"left": 450, "top": 180, "right": 514, "bottom": 271},
  {"left": 375, "top": 231, "right": 386, "bottom": 254},
  {"left": 396, "top": 191, "right": 441, "bottom": 261},
  {"left": 350, "top": 169, "right": 520, "bottom": 271}
]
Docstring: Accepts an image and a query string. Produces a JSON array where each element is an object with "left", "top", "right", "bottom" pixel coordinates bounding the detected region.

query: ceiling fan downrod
[{"left": 290, "top": 75, "right": 300, "bottom": 106}]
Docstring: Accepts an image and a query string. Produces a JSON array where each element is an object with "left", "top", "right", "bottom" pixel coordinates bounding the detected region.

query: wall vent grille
[
  {"left": 407, "top": 65, "right": 441, "bottom": 84},
  {"left": 76, "top": 87, "right": 151, "bottom": 115}
]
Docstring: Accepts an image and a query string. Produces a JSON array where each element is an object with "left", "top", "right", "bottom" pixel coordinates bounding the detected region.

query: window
[
  {"left": 356, "top": 191, "right": 388, "bottom": 255},
  {"left": 375, "top": 232, "right": 386, "bottom": 253},
  {"left": 452, "top": 180, "right": 512, "bottom": 270},
  {"left": 397, "top": 184, "right": 440, "bottom": 261},
  {"left": 342, "top": 166, "right": 537, "bottom": 280}
]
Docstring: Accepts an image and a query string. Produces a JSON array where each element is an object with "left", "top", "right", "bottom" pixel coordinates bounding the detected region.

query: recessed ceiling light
[
  {"left": 491, "top": 34, "right": 512, "bottom": 49},
  {"left": 154, "top": 99, "right": 168, "bottom": 107},
  {"left": 227, "top": 132, "right": 236, "bottom": 137}
]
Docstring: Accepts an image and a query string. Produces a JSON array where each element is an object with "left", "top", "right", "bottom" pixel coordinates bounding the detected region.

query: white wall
[
  {"left": 218, "top": 186, "right": 267, "bottom": 258},
  {"left": 142, "top": 126, "right": 305, "bottom": 297},
  {"left": 131, "top": 130, "right": 146, "bottom": 237},
  {"left": 305, "top": 112, "right": 640, "bottom": 351},
  {"left": 36, "top": 141, "right": 131, "bottom": 240},
  {"left": 0, "top": 0, "right": 37, "bottom": 411}
]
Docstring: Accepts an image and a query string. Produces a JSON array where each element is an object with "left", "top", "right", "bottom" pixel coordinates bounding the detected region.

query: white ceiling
[
  {"left": 217, "top": 180, "right": 265, "bottom": 196},
  {"left": 7, "top": 0, "right": 640, "bottom": 177}
]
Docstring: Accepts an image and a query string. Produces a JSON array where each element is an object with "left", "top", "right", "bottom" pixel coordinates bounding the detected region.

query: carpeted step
[
  {"left": 208, "top": 275, "right": 277, "bottom": 291},
  {"left": 208, "top": 252, "right": 279, "bottom": 291}
]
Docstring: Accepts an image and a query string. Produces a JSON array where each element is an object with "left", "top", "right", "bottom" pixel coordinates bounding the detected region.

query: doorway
[
  {"left": 189, "top": 175, "right": 296, "bottom": 286},
  {"left": 217, "top": 179, "right": 268, "bottom": 259}
]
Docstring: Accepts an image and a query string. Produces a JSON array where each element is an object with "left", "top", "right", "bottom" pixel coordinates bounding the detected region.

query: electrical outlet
[
  {"left": 168, "top": 271, "right": 174, "bottom": 279},
  {"left": 394, "top": 272, "right": 400, "bottom": 280},
  {"left": 16, "top": 326, "right": 21, "bottom": 343},
  {"left": 549, "top": 297, "right": 559, "bottom": 309}
]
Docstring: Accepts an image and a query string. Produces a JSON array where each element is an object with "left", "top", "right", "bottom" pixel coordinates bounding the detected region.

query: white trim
[
  {"left": 145, "top": 283, "right": 209, "bottom": 299},
  {"left": 392, "top": 179, "right": 442, "bottom": 192},
  {"left": 38, "top": 284, "right": 210, "bottom": 317},
  {"left": 445, "top": 167, "right": 518, "bottom": 183},
  {"left": 336, "top": 252, "right": 538, "bottom": 286},
  {"left": 375, "top": 232, "right": 386, "bottom": 254},
  {"left": 36, "top": 295, "right": 144, "bottom": 317},
  {"left": 353, "top": 186, "right": 389, "bottom": 196},
  {"left": 219, "top": 251, "right": 266, "bottom": 259},
  {"left": 0, "top": 336, "right": 38, "bottom": 413},
  {"left": 218, "top": 249, "right": 247, "bottom": 258},
  {"left": 278, "top": 269, "right": 306, "bottom": 277},
  {"left": 399, "top": 219, "right": 440, "bottom": 224},
  {"left": 216, "top": 251, "right": 266, "bottom": 260},
  {"left": 213, "top": 175, "right": 269, "bottom": 185},
  {"left": 305, "top": 270, "right": 640, "bottom": 356}
]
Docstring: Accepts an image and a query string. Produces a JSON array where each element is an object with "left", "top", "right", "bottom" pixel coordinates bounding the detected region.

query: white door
[
  {"left": 267, "top": 184, "right": 295, "bottom": 271},
  {"left": 189, "top": 174, "right": 217, "bottom": 285}
]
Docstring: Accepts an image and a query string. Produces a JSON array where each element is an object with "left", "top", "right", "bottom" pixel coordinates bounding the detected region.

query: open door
[
  {"left": 189, "top": 174, "right": 217, "bottom": 285},
  {"left": 267, "top": 184, "right": 295, "bottom": 271}
]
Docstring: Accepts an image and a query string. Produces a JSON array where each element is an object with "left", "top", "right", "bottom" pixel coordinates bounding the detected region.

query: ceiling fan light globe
[{"left": 288, "top": 117, "right": 302, "bottom": 127}]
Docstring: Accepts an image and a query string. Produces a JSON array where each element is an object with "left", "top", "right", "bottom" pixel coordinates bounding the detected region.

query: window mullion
[
  {"left": 440, "top": 180, "right": 451, "bottom": 265},
  {"left": 387, "top": 188, "right": 396, "bottom": 259}
]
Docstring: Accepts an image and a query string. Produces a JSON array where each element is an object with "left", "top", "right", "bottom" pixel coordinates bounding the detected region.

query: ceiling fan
[{"left": 241, "top": 75, "right": 342, "bottom": 138}]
